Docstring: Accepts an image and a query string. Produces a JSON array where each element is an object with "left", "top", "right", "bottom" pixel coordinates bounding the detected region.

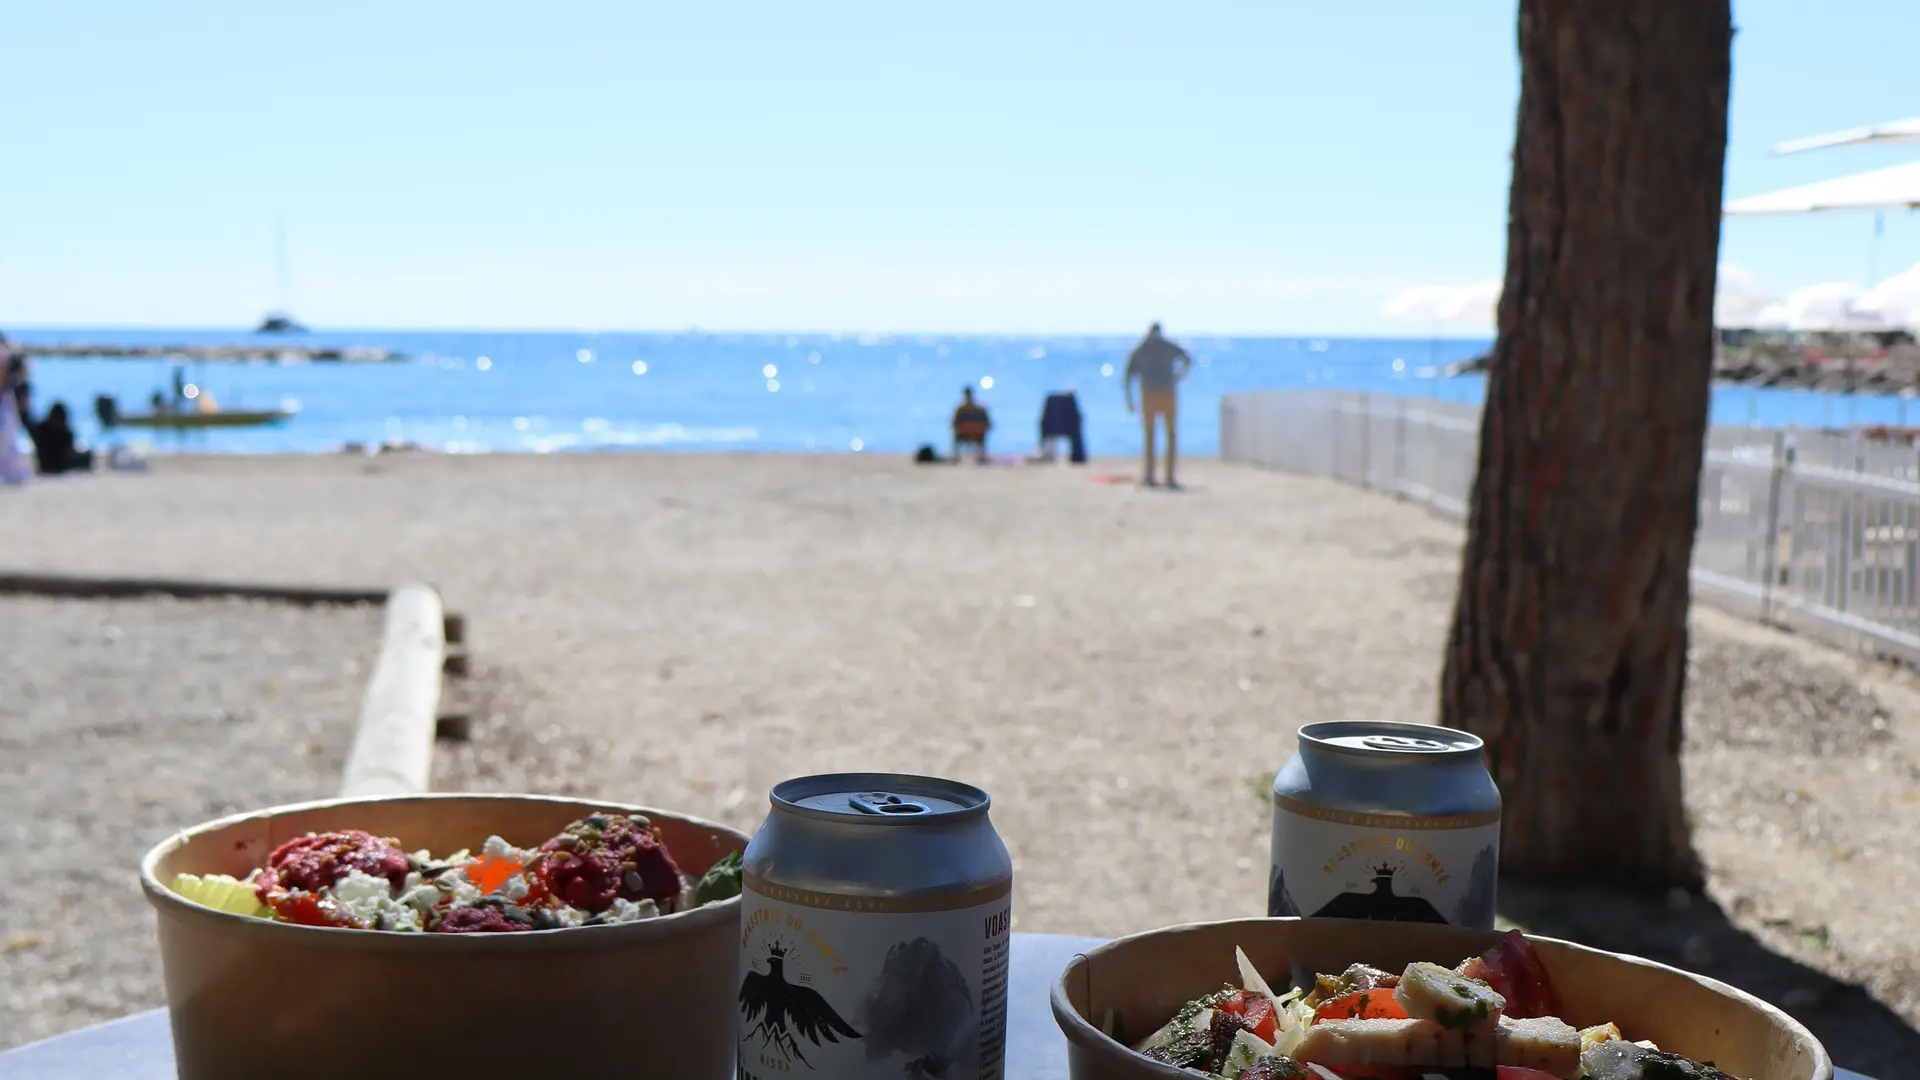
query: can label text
[{"left": 1268, "top": 794, "right": 1499, "bottom": 929}]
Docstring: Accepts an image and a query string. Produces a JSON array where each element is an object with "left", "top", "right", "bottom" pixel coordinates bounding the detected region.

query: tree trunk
[{"left": 1439, "top": 1, "right": 1733, "bottom": 889}]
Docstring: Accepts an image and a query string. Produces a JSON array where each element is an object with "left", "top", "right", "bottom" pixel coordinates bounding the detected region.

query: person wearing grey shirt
[{"left": 1124, "top": 322, "right": 1193, "bottom": 488}]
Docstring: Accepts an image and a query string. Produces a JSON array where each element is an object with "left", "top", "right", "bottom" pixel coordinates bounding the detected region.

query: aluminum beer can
[
  {"left": 1267, "top": 721, "right": 1501, "bottom": 929},
  {"left": 737, "top": 773, "right": 1014, "bottom": 1080}
]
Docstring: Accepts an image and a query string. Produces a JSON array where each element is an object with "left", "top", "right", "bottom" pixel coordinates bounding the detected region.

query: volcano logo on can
[{"left": 739, "top": 939, "right": 863, "bottom": 1067}]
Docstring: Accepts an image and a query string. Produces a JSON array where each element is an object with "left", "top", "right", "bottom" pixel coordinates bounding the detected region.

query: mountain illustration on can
[{"left": 1309, "top": 863, "right": 1446, "bottom": 923}]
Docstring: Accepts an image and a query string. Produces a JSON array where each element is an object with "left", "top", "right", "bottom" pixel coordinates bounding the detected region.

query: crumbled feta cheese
[
  {"left": 332, "top": 869, "right": 394, "bottom": 906},
  {"left": 330, "top": 870, "right": 424, "bottom": 932},
  {"left": 438, "top": 867, "right": 482, "bottom": 909},
  {"left": 481, "top": 835, "right": 532, "bottom": 863},
  {"left": 396, "top": 872, "right": 439, "bottom": 913},
  {"left": 603, "top": 898, "right": 661, "bottom": 924},
  {"left": 499, "top": 872, "right": 530, "bottom": 902},
  {"left": 383, "top": 906, "right": 424, "bottom": 932},
  {"left": 550, "top": 905, "right": 589, "bottom": 928}
]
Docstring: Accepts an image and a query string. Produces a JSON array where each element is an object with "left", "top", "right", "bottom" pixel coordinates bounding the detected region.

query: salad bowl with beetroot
[
  {"left": 140, "top": 793, "right": 749, "bottom": 1080},
  {"left": 169, "top": 811, "right": 742, "bottom": 933}
]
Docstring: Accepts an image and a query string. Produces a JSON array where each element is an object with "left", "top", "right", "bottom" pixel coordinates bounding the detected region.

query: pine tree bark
[{"left": 1439, "top": 1, "right": 1733, "bottom": 888}]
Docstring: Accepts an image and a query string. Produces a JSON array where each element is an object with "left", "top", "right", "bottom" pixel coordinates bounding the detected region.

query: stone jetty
[
  {"left": 18, "top": 342, "right": 404, "bottom": 364},
  {"left": 1449, "top": 332, "right": 1920, "bottom": 394}
]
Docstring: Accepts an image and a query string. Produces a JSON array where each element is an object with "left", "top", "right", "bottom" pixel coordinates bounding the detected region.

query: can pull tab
[
  {"left": 848, "top": 792, "right": 931, "bottom": 816},
  {"left": 1360, "top": 734, "right": 1453, "bottom": 753}
]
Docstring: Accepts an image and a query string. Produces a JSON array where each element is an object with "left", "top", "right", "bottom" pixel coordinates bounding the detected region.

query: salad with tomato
[
  {"left": 1123, "top": 930, "right": 1739, "bottom": 1080},
  {"left": 168, "top": 812, "right": 744, "bottom": 933}
]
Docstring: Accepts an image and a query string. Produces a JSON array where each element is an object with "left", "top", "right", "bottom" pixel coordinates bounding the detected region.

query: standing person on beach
[
  {"left": 1124, "top": 322, "right": 1192, "bottom": 487},
  {"left": 952, "top": 386, "right": 992, "bottom": 464}
]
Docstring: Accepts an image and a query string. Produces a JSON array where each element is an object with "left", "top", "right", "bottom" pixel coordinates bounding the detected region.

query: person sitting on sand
[
  {"left": 30, "top": 401, "right": 94, "bottom": 476},
  {"left": 952, "top": 386, "right": 991, "bottom": 464},
  {"left": 1036, "top": 389, "right": 1085, "bottom": 464}
]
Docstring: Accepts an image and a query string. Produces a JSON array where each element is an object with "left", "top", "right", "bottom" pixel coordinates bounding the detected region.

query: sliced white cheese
[
  {"left": 1295, "top": 1017, "right": 1449, "bottom": 1066},
  {"left": 1395, "top": 961, "right": 1505, "bottom": 1030},
  {"left": 1495, "top": 1014, "right": 1583, "bottom": 1078}
]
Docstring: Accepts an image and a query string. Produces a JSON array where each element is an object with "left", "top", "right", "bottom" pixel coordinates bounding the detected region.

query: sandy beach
[
  {"left": 0, "top": 594, "right": 380, "bottom": 1047},
  {"left": 3, "top": 454, "right": 1916, "bottom": 1071}
]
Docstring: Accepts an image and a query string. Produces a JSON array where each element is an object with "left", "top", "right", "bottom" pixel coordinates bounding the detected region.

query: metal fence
[{"left": 1219, "top": 389, "right": 1920, "bottom": 666}]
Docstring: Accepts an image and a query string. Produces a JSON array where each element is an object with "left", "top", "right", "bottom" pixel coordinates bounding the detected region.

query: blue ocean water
[{"left": 10, "top": 327, "right": 1911, "bottom": 455}]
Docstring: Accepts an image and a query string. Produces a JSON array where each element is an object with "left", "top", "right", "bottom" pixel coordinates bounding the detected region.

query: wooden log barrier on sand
[
  {"left": 0, "top": 572, "right": 388, "bottom": 606},
  {"left": 0, "top": 570, "right": 464, "bottom": 790},
  {"left": 339, "top": 584, "right": 446, "bottom": 798}
]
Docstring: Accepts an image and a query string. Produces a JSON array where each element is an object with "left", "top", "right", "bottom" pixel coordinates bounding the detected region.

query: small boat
[
  {"left": 254, "top": 312, "right": 308, "bottom": 335},
  {"left": 255, "top": 220, "right": 308, "bottom": 334},
  {"left": 94, "top": 367, "right": 299, "bottom": 432},
  {"left": 111, "top": 408, "right": 295, "bottom": 430}
]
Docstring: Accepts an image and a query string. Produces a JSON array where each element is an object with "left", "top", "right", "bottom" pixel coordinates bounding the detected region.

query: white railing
[{"left": 1220, "top": 389, "right": 1920, "bottom": 667}]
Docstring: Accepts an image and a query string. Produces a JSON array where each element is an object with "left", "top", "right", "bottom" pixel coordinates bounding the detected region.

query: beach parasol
[
  {"left": 1723, "top": 161, "right": 1920, "bottom": 216},
  {"left": 1772, "top": 117, "right": 1920, "bottom": 156}
]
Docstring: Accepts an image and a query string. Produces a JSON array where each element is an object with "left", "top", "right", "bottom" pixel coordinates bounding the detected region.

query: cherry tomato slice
[{"left": 1215, "top": 989, "right": 1279, "bottom": 1044}]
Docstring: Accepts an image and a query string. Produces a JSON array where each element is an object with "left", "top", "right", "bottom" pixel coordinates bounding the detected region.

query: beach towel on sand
[{"left": 0, "top": 388, "right": 30, "bottom": 486}]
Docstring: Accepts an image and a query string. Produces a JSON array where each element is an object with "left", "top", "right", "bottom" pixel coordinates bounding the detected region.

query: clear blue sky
[{"left": 3, "top": 1, "right": 1915, "bottom": 335}]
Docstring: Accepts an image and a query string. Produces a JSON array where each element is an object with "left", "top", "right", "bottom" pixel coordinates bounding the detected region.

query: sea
[{"left": 9, "top": 327, "right": 1912, "bottom": 456}]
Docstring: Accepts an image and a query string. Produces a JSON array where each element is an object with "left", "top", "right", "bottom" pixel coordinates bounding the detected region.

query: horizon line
[{"left": 3, "top": 320, "right": 1498, "bottom": 343}]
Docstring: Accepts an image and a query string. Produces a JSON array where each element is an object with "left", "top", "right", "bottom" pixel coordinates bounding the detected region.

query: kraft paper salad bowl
[
  {"left": 1050, "top": 917, "right": 1830, "bottom": 1080},
  {"left": 139, "top": 793, "right": 750, "bottom": 1080}
]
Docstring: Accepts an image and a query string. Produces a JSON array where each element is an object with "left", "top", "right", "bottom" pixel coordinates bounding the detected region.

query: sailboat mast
[{"left": 275, "top": 215, "right": 292, "bottom": 313}]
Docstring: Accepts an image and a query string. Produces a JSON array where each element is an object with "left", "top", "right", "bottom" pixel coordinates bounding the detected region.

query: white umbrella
[
  {"left": 1773, "top": 117, "right": 1920, "bottom": 156},
  {"left": 1855, "top": 261, "right": 1920, "bottom": 326},
  {"left": 1724, "top": 161, "right": 1920, "bottom": 216}
]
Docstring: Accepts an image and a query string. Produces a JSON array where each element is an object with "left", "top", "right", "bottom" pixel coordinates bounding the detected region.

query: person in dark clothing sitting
[
  {"left": 31, "top": 401, "right": 94, "bottom": 475},
  {"left": 1037, "top": 390, "right": 1086, "bottom": 463},
  {"left": 951, "top": 386, "right": 991, "bottom": 464}
]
